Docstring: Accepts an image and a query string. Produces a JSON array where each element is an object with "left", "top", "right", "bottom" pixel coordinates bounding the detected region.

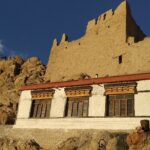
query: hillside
[{"left": 0, "top": 56, "right": 46, "bottom": 124}]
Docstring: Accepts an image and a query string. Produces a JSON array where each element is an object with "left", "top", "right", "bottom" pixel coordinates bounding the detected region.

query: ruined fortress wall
[{"left": 45, "top": 1, "right": 150, "bottom": 82}]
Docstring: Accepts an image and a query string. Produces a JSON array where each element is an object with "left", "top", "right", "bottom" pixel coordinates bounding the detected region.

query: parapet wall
[{"left": 86, "top": 9, "right": 114, "bottom": 31}]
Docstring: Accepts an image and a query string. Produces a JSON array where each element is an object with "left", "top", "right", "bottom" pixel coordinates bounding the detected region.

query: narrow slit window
[
  {"left": 119, "top": 55, "right": 122, "bottom": 64},
  {"left": 103, "top": 14, "right": 106, "bottom": 20}
]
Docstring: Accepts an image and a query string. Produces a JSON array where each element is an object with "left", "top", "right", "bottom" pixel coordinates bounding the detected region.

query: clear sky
[{"left": 0, "top": 0, "right": 149, "bottom": 64}]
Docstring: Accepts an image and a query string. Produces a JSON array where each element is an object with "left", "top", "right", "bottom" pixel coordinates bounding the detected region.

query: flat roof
[{"left": 20, "top": 73, "right": 150, "bottom": 91}]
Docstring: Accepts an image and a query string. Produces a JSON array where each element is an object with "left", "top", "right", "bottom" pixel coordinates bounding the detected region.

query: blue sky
[{"left": 0, "top": 0, "right": 149, "bottom": 64}]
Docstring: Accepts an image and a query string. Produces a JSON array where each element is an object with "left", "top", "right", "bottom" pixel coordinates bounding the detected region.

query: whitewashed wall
[
  {"left": 14, "top": 118, "right": 150, "bottom": 129},
  {"left": 50, "top": 88, "right": 67, "bottom": 117},
  {"left": 135, "top": 80, "right": 150, "bottom": 116},
  {"left": 89, "top": 85, "right": 105, "bottom": 117},
  {"left": 17, "top": 90, "right": 32, "bottom": 119},
  {"left": 15, "top": 79, "right": 150, "bottom": 129}
]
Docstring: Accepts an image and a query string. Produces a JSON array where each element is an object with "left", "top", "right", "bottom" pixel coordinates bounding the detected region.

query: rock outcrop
[
  {"left": 127, "top": 127, "right": 150, "bottom": 150},
  {"left": 0, "top": 127, "right": 129, "bottom": 150},
  {"left": 57, "top": 131, "right": 128, "bottom": 150},
  {"left": 0, "top": 138, "right": 41, "bottom": 150},
  {"left": 0, "top": 56, "right": 46, "bottom": 124}
]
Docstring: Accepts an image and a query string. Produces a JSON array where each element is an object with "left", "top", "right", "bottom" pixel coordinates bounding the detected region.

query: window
[
  {"left": 65, "top": 86, "right": 92, "bottom": 118},
  {"left": 118, "top": 55, "right": 122, "bottom": 64},
  {"left": 30, "top": 99, "right": 51, "bottom": 118},
  {"left": 103, "top": 14, "right": 106, "bottom": 20},
  {"left": 106, "top": 94, "right": 134, "bottom": 117},
  {"left": 65, "top": 97, "right": 89, "bottom": 117},
  {"left": 30, "top": 89, "right": 54, "bottom": 118}
]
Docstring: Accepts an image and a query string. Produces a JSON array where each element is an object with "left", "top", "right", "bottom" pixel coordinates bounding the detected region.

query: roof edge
[{"left": 20, "top": 73, "right": 150, "bottom": 91}]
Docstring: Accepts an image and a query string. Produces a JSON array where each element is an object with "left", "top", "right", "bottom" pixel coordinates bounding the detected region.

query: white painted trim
[{"left": 14, "top": 118, "right": 150, "bottom": 130}]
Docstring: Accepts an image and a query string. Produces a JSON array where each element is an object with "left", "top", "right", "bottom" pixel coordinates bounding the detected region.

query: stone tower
[{"left": 45, "top": 1, "right": 149, "bottom": 82}]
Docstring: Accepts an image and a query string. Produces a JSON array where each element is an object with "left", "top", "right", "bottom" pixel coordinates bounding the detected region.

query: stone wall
[
  {"left": 45, "top": 1, "right": 149, "bottom": 82},
  {"left": 135, "top": 80, "right": 150, "bottom": 116}
]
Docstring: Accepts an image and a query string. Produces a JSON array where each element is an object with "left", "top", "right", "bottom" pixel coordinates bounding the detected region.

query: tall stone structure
[{"left": 45, "top": 1, "right": 149, "bottom": 82}]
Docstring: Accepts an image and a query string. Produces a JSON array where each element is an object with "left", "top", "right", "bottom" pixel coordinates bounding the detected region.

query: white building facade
[{"left": 14, "top": 73, "right": 150, "bottom": 130}]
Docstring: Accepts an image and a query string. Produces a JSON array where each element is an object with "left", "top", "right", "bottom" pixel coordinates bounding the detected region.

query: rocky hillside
[{"left": 0, "top": 56, "right": 46, "bottom": 124}]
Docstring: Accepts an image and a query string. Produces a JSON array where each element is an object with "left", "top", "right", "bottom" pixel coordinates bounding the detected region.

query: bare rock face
[
  {"left": 0, "top": 105, "right": 16, "bottom": 125},
  {"left": 0, "top": 56, "right": 46, "bottom": 124},
  {"left": 15, "top": 57, "right": 46, "bottom": 87},
  {"left": 0, "top": 138, "right": 41, "bottom": 150}
]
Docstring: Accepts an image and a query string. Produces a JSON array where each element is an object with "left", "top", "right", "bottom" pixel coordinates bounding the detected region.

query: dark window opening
[
  {"left": 103, "top": 14, "right": 106, "bottom": 20},
  {"left": 119, "top": 55, "right": 122, "bottom": 64},
  {"left": 106, "top": 94, "right": 134, "bottom": 117},
  {"left": 65, "top": 97, "right": 89, "bottom": 117},
  {"left": 30, "top": 99, "right": 51, "bottom": 118}
]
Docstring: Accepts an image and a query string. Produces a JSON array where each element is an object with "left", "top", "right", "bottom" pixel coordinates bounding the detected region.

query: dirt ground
[{"left": 0, "top": 126, "right": 130, "bottom": 150}]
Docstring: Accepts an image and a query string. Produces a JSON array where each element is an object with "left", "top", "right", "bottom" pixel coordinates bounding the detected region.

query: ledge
[
  {"left": 20, "top": 73, "right": 150, "bottom": 91},
  {"left": 14, "top": 117, "right": 150, "bottom": 130}
]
